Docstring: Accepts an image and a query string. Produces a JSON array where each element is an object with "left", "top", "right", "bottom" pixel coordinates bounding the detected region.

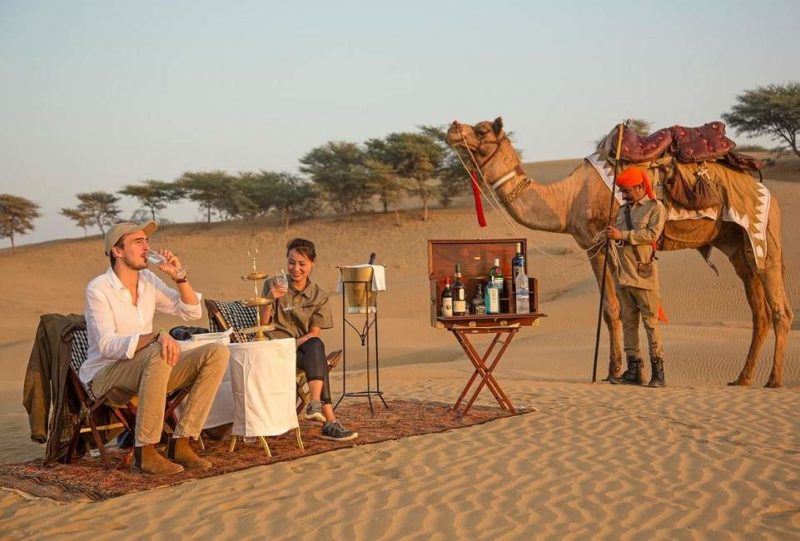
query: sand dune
[{"left": 0, "top": 167, "right": 797, "bottom": 539}]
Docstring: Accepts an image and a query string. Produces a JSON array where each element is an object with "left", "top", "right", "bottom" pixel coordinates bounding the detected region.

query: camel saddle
[{"left": 608, "top": 121, "right": 762, "bottom": 172}]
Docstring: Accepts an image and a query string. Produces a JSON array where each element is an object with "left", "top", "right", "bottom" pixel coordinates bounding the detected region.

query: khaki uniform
[
  {"left": 261, "top": 277, "right": 333, "bottom": 340},
  {"left": 613, "top": 196, "right": 667, "bottom": 358}
]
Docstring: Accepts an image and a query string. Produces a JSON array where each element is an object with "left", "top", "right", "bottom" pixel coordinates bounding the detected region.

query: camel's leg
[
  {"left": 588, "top": 252, "right": 623, "bottom": 378},
  {"left": 758, "top": 208, "right": 793, "bottom": 388},
  {"left": 726, "top": 246, "right": 771, "bottom": 386}
]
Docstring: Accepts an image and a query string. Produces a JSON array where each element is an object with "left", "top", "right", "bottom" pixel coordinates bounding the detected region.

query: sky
[{"left": 1, "top": 0, "right": 798, "bottom": 246}]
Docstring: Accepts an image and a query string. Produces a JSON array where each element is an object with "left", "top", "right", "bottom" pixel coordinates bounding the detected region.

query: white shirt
[{"left": 80, "top": 267, "right": 203, "bottom": 384}]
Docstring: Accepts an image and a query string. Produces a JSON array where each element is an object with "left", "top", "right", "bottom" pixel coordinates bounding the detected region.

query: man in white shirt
[{"left": 82, "top": 221, "right": 229, "bottom": 475}]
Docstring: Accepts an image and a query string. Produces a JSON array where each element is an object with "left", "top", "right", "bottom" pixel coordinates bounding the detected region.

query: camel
[{"left": 446, "top": 117, "right": 793, "bottom": 387}]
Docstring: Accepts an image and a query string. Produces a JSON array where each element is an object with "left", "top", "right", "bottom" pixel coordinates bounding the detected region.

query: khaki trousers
[
  {"left": 92, "top": 342, "right": 230, "bottom": 446},
  {"left": 617, "top": 286, "right": 664, "bottom": 359}
]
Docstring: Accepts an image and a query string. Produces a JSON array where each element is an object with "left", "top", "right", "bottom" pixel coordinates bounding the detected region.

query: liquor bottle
[
  {"left": 512, "top": 243, "right": 525, "bottom": 282},
  {"left": 489, "top": 258, "right": 503, "bottom": 286},
  {"left": 471, "top": 282, "right": 486, "bottom": 315},
  {"left": 488, "top": 258, "right": 504, "bottom": 310},
  {"left": 441, "top": 276, "right": 453, "bottom": 317},
  {"left": 484, "top": 277, "right": 500, "bottom": 314},
  {"left": 452, "top": 265, "right": 467, "bottom": 316},
  {"left": 514, "top": 266, "right": 530, "bottom": 314}
]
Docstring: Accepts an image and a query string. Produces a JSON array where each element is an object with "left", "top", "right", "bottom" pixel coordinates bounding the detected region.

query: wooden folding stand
[{"left": 443, "top": 317, "right": 542, "bottom": 416}]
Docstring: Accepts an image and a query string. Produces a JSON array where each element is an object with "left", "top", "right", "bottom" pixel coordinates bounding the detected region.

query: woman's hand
[{"left": 270, "top": 282, "right": 288, "bottom": 299}]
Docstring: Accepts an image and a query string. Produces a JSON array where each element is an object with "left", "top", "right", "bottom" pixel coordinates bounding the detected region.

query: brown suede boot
[
  {"left": 167, "top": 437, "right": 212, "bottom": 470},
  {"left": 132, "top": 444, "right": 184, "bottom": 475}
]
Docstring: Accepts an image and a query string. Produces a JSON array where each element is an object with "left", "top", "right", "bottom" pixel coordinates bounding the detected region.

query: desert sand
[{"left": 0, "top": 160, "right": 797, "bottom": 539}]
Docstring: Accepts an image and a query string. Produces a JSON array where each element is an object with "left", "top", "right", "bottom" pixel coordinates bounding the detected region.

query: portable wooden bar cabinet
[{"left": 427, "top": 239, "right": 546, "bottom": 416}]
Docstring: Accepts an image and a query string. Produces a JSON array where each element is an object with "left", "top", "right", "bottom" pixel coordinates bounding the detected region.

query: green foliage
[
  {"left": 270, "top": 172, "right": 317, "bottom": 231},
  {"left": 119, "top": 180, "right": 177, "bottom": 221},
  {"left": 62, "top": 192, "right": 121, "bottom": 236},
  {"left": 60, "top": 207, "right": 93, "bottom": 237},
  {"left": 0, "top": 194, "right": 40, "bottom": 253},
  {"left": 722, "top": 82, "right": 800, "bottom": 159},
  {"left": 366, "top": 131, "right": 444, "bottom": 221},
  {"left": 299, "top": 142, "right": 371, "bottom": 214},
  {"left": 363, "top": 158, "right": 403, "bottom": 213},
  {"left": 176, "top": 171, "right": 236, "bottom": 223},
  {"left": 419, "top": 124, "right": 469, "bottom": 208}
]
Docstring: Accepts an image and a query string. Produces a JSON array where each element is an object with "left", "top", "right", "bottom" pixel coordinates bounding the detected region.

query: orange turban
[{"left": 617, "top": 167, "right": 655, "bottom": 200}]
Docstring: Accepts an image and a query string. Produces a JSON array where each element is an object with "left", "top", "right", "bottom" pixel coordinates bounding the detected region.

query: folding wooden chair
[
  {"left": 65, "top": 328, "right": 189, "bottom": 468},
  {"left": 205, "top": 298, "right": 341, "bottom": 414}
]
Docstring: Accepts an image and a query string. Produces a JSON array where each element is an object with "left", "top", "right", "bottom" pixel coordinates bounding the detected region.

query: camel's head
[{"left": 446, "top": 117, "right": 506, "bottom": 156}]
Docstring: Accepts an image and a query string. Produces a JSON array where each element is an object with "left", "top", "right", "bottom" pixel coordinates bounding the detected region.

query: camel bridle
[{"left": 452, "top": 123, "right": 523, "bottom": 189}]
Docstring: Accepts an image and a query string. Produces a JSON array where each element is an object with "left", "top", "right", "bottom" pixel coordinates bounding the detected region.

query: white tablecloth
[
  {"left": 176, "top": 336, "right": 234, "bottom": 429},
  {"left": 228, "top": 338, "right": 298, "bottom": 437}
]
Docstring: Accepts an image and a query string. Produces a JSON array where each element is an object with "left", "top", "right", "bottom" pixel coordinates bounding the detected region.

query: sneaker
[
  {"left": 321, "top": 420, "right": 358, "bottom": 442},
  {"left": 302, "top": 400, "right": 326, "bottom": 423}
]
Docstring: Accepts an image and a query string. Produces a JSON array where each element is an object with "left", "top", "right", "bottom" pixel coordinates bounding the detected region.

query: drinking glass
[
  {"left": 147, "top": 250, "right": 188, "bottom": 280},
  {"left": 274, "top": 271, "right": 293, "bottom": 312}
]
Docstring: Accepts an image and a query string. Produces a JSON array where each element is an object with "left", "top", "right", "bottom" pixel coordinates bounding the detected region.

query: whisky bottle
[
  {"left": 471, "top": 282, "right": 486, "bottom": 315},
  {"left": 441, "top": 276, "right": 453, "bottom": 317},
  {"left": 452, "top": 265, "right": 467, "bottom": 316}
]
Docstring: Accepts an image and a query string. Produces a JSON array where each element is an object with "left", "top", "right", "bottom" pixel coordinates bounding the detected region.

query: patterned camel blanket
[{"left": 586, "top": 153, "right": 771, "bottom": 270}]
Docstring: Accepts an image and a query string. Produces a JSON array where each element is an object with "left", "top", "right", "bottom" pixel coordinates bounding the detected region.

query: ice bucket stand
[{"left": 334, "top": 266, "right": 388, "bottom": 415}]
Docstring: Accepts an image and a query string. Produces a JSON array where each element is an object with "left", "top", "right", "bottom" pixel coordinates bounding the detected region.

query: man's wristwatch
[{"left": 175, "top": 277, "right": 188, "bottom": 284}]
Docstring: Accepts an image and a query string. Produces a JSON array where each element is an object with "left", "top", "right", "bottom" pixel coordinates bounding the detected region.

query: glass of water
[
  {"left": 147, "top": 250, "right": 188, "bottom": 280},
  {"left": 274, "top": 270, "right": 293, "bottom": 312}
]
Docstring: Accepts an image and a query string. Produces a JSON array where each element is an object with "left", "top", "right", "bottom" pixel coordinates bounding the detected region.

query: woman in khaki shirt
[{"left": 260, "top": 238, "right": 358, "bottom": 442}]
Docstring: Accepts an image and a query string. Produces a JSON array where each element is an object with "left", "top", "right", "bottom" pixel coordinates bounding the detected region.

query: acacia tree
[
  {"left": 367, "top": 131, "right": 444, "bottom": 221},
  {"left": 722, "top": 82, "right": 800, "bottom": 160},
  {"left": 419, "top": 125, "right": 469, "bottom": 208},
  {"left": 363, "top": 158, "right": 404, "bottom": 213},
  {"left": 0, "top": 194, "right": 40, "bottom": 253},
  {"left": 119, "top": 180, "right": 176, "bottom": 221},
  {"left": 271, "top": 172, "right": 316, "bottom": 231},
  {"left": 60, "top": 207, "right": 93, "bottom": 237},
  {"left": 176, "top": 171, "right": 235, "bottom": 223},
  {"left": 61, "top": 192, "right": 121, "bottom": 235},
  {"left": 299, "top": 142, "right": 372, "bottom": 214},
  {"left": 229, "top": 171, "right": 277, "bottom": 222}
]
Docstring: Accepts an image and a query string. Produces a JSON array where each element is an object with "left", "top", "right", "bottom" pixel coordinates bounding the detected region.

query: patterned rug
[{"left": 0, "top": 400, "right": 524, "bottom": 502}]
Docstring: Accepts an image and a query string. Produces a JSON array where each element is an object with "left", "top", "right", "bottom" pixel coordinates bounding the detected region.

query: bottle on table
[
  {"left": 486, "top": 258, "right": 503, "bottom": 313},
  {"left": 471, "top": 282, "right": 486, "bottom": 315},
  {"left": 452, "top": 264, "right": 467, "bottom": 316},
  {"left": 484, "top": 276, "right": 500, "bottom": 314},
  {"left": 514, "top": 266, "right": 530, "bottom": 314},
  {"left": 441, "top": 276, "right": 454, "bottom": 317},
  {"left": 512, "top": 243, "right": 525, "bottom": 282}
]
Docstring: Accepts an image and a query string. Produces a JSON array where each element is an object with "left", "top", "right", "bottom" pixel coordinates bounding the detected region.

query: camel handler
[
  {"left": 82, "top": 221, "right": 230, "bottom": 475},
  {"left": 603, "top": 167, "right": 667, "bottom": 387}
]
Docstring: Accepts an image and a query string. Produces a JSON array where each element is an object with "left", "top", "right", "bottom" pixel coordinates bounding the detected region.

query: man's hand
[
  {"left": 155, "top": 249, "right": 186, "bottom": 282},
  {"left": 158, "top": 332, "right": 180, "bottom": 367},
  {"left": 603, "top": 225, "right": 623, "bottom": 241}
]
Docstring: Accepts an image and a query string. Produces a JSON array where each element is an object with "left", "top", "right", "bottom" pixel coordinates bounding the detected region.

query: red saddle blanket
[{"left": 606, "top": 121, "right": 762, "bottom": 171}]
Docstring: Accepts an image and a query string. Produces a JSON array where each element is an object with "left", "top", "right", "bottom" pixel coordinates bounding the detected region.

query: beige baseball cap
[{"left": 104, "top": 221, "right": 158, "bottom": 255}]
